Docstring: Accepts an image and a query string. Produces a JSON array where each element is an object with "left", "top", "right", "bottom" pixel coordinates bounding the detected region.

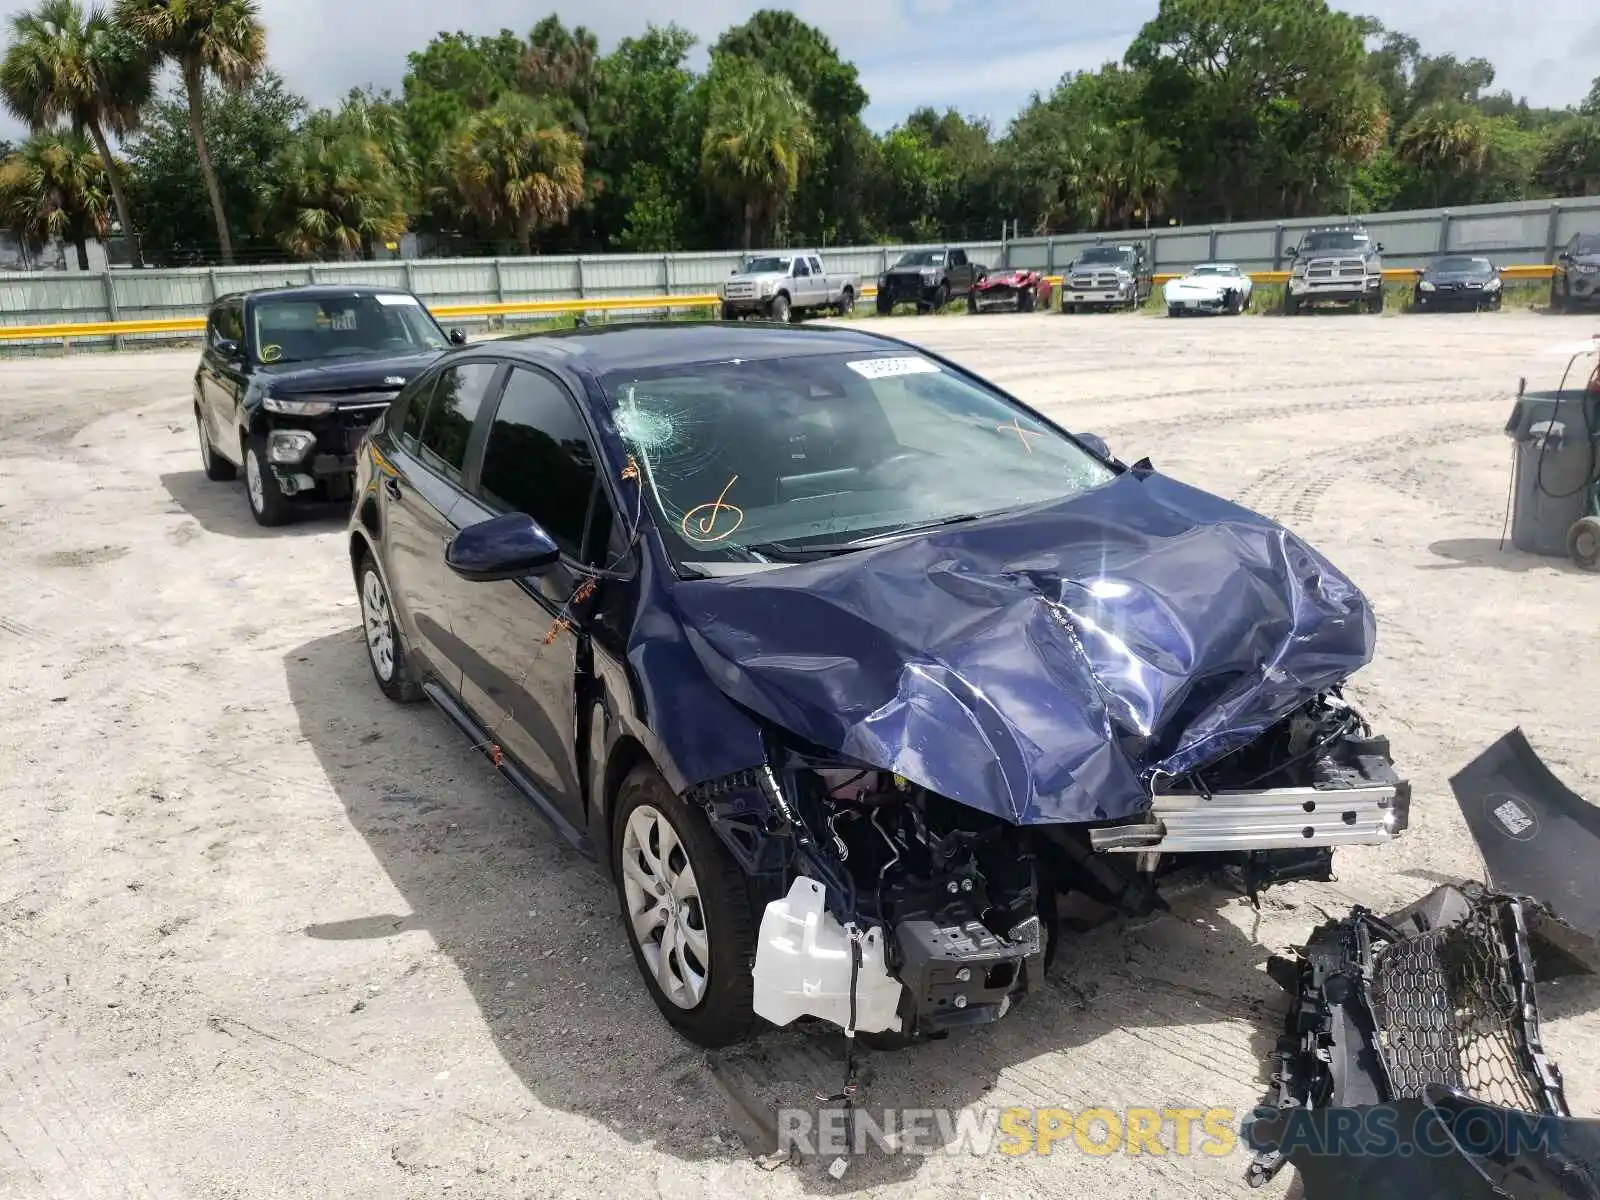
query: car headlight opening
[
  {"left": 263, "top": 395, "right": 336, "bottom": 417},
  {"left": 267, "top": 429, "right": 317, "bottom": 464}
]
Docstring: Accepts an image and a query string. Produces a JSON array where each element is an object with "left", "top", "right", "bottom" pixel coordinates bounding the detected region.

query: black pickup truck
[
  {"left": 876, "top": 247, "right": 986, "bottom": 314},
  {"left": 193, "top": 284, "right": 466, "bottom": 526}
]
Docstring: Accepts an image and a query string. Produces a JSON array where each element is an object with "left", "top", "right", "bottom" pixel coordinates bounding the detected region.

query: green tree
[
  {"left": 700, "top": 60, "right": 814, "bottom": 249},
  {"left": 399, "top": 28, "right": 524, "bottom": 167},
  {"left": 1392, "top": 102, "right": 1536, "bottom": 206},
  {"left": 1127, "top": 0, "right": 1385, "bottom": 221},
  {"left": 437, "top": 92, "right": 585, "bottom": 254},
  {"left": 589, "top": 24, "right": 700, "bottom": 250},
  {"left": 712, "top": 10, "right": 868, "bottom": 243},
  {"left": 1536, "top": 117, "right": 1600, "bottom": 197},
  {"left": 124, "top": 70, "right": 301, "bottom": 263},
  {"left": 1583, "top": 77, "right": 1600, "bottom": 118},
  {"left": 267, "top": 99, "right": 408, "bottom": 260},
  {"left": 520, "top": 16, "right": 599, "bottom": 131},
  {"left": 113, "top": 0, "right": 266, "bottom": 264},
  {"left": 0, "top": 129, "right": 110, "bottom": 267},
  {"left": 0, "top": 0, "right": 153, "bottom": 261}
]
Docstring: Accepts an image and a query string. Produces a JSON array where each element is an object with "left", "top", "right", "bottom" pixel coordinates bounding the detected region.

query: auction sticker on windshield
[
  {"left": 375, "top": 293, "right": 422, "bottom": 306},
  {"left": 846, "top": 356, "right": 941, "bottom": 380}
]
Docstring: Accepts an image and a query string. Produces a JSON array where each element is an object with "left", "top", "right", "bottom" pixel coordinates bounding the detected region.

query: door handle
[{"left": 384, "top": 477, "right": 402, "bottom": 501}]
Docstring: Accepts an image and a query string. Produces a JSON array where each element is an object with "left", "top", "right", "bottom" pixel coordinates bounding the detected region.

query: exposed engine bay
[{"left": 708, "top": 688, "right": 1410, "bottom": 1043}]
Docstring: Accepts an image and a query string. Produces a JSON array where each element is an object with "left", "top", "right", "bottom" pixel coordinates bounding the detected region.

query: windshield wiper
[{"left": 747, "top": 513, "right": 988, "bottom": 560}]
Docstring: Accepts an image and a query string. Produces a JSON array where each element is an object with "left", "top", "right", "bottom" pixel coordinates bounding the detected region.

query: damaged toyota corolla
[{"left": 347, "top": 322, "right": 1410, "bottom": 1050}]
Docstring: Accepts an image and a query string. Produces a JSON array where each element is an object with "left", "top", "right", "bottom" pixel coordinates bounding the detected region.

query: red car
[{"left": 967, "top": 268, "right": 1051, "bottom": 313}]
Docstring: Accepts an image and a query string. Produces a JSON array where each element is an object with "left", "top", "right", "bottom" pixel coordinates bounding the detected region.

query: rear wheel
[
  {"left": 612, "top": 764, "right": 758, "bottom": 1047},
  {"left": 197, "top": 407, "right": 235, "bottom": 481},
  {"left": 358, "top": 552, "right": 423, "bottom": 702}
]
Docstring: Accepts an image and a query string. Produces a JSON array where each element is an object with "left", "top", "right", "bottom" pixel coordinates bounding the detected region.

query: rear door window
[
  {"left": 475, "top": 366, "right": 607, "bottom": 561},
  {"left": 416, "top": 362, "right": 499, "bottom": 485}
]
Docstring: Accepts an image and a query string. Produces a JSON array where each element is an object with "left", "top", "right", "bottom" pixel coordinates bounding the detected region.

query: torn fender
[{"left": 672, "top": 469, "right": 1374, "bottom": 825}]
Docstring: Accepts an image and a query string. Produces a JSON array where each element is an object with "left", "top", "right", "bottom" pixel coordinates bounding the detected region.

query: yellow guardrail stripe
[{"left": 0, "top": 263, "right": 1563, "bottom": 342}]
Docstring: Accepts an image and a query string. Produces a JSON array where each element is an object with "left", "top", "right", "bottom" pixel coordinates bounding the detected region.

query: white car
[{"left": 1163, "top": 263, "right": 1254, "bottom": 316}]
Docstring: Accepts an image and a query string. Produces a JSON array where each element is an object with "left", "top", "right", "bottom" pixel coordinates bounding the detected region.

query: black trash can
[{"left": 1503, "top": 389, "right": 1600, "bottom": 557}]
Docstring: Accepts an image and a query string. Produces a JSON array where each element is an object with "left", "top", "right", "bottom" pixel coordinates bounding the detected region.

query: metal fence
[{"left": 2, "top": 194, "right": 1598, "bottom": 350}]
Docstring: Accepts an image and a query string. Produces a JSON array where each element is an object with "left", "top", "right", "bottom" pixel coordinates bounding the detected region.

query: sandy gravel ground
[{"left": 4, "top": 310, "right": 1600, "bottom": 1199}]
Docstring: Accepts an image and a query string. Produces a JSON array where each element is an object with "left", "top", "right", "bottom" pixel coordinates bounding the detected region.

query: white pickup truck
[{"left": 719, "top": 251, "right": 860, "bottom": 323}]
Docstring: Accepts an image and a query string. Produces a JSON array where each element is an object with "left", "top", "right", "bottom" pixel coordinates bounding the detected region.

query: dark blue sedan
[{"left": 345, "top": 322, "right": 1409, "bottom": 1048}]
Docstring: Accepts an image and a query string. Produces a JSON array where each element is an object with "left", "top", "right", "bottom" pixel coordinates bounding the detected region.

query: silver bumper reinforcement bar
[{"left": 1089, "top": 784, "right": 1407, "bottom": 855}]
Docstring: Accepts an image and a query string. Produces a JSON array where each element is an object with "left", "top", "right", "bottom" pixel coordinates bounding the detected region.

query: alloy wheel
[
  {"left": 245, "top": 448, "right": 265, "bottom": 513},
  {"left": 361, "top": 569, "right": 396, "bottom": 681},
  {"left": 620, "top": 804, "right": 710, "bottom": 1010}
]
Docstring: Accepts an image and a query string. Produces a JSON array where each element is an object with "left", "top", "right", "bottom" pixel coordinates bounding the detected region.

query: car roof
[
  {"left": 217, "top": 283, "right": 419, "bottom": 305},
  {"left": 486, "top": 321, "right": 914, "bottom": 377},
  {"left": 1192, "top": 262, "right": 1240, "bottom": 271}
]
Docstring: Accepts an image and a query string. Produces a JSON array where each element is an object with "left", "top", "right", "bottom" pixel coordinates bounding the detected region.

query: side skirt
[{"left": 422, "top": 679, "right": 595, "bottom": 859}]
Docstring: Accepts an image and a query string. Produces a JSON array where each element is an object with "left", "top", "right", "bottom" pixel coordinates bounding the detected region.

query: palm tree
[
  {"left": 700, "top": 64, "right": 813, "bottom": 249},
  {"left": 0, "top": 0, "right": 152, "bottom": 262},
  {"left": 113, "top": 0, "right": 265, "bottom": 264},
  {"left": 0, "top": 130, "right": 111, "bottom": 267},
  {"left": 1395, "top": 104, "right": 1491, "bottom": 206},
  {"left": 438, "top": 93, "right": 585, "bottom": 255},
  {"left": 268, "top": 117, "right": 408, "bottom": 260}
]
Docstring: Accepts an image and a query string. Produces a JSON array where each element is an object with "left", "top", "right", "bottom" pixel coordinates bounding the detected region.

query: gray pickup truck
[
  {"left": 1283, "top": 225, "right": 1386, "bottom": 314},
  {"left": 719, "top": 251, "right": 860, "bottom": 323}
]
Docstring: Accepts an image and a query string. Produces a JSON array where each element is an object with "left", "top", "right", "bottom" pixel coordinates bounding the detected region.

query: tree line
[{"left": 2, "top": 0, "right": 1599, "bottom": 269}]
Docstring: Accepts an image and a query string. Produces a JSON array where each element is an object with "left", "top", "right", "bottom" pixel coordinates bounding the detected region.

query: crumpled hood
[
  {"left": 671, "top": 469, "right": 1374, "bottom": 826},
  {"left": 977, "top": 271, "right": 1034, "bottom": 287}
]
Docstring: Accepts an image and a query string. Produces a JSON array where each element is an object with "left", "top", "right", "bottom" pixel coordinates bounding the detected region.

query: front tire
[
  {"left": 612, "top": 765, "right": 758, "bottom": 1048},
  {"left": 875, "top": 294, "right": 892, "bottom": 316},
  {"left": 1550, "top": 278, "right": 1565, "bottom": 312},
  {"left": 244, "top": 434, "right": 292, "bottom": 527},
  {"left": 1366, "top": 287, "right": 1385, "bottom": 314},
  {"left": 197, "top": 407, "right": 235, "bottom": 481},
  {"left": 720, "top": 302, "right": 738, "bottom": 321},
  {"left": 835, "top": 287, "right": 854, "bottom": 317},
  {"left": 1019, "top": 289, "right": 1035, "bottom": 313},
  {"left": 966, "top": 290, "right": 978, "bottom": 314},
  {"left": 358, "top": 552, "right": 422, "bottom": 702},
  {"left": 767, "top": 292, "right": 791, "bottom": 324},
  {"left": 933, "top": 283, "right": 950, "bottom": 312},
  {"left": 1283, "top": 292, "right": 1301, "bottom": 316}
]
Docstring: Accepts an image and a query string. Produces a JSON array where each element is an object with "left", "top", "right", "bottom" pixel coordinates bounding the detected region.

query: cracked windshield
[{"left": 603, "top": 352, "right": 1113, "bottom": 570}]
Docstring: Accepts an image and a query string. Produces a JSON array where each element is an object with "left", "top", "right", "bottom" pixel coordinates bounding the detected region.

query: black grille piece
[{"left": 1246, "top": 883, "right": 1569, "bottom": 1188}]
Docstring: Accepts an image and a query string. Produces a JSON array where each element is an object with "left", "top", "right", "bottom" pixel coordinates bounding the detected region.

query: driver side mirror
[
  {"left": 1076, "top": 432, "right": 1112, "bottom": 460},
  {"left": 448, "top": 328, "right": 467, "bottom": 346},
  {"left": 215, "top": 338, "right": 242, "bottom": 360},
  {"left": 1375, "top": 242, "right": 1386, "bottom": 253},
  {"left": 1558, "top": 252, "right": 1572, "bottom": 263},
  {"left": 1284, "top": 246, "right": 1298, "bottom": 259},
  {"left": 446, "top": 512, "right": 562, "bottom": 582}
]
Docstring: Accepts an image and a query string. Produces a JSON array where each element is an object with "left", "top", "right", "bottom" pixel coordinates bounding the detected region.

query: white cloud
[{"left": 0, "top": 0, "right": 1594, "bottom": 144}]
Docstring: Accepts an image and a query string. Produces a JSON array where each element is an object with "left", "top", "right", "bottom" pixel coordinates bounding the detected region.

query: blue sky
[{"left": 2, "top": 0, "right": 1597, "bottom": 143}]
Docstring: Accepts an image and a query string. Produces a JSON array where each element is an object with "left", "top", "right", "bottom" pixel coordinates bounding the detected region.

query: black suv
[
  {"left": 193, "top": 285, "right": 465, "bottom": 526},
  {"left": 875, "top": 247, "right": 984, "bottom": 314},
  {"left": 1551, "top": 232, "right": 1600, "bottom": 310}
]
